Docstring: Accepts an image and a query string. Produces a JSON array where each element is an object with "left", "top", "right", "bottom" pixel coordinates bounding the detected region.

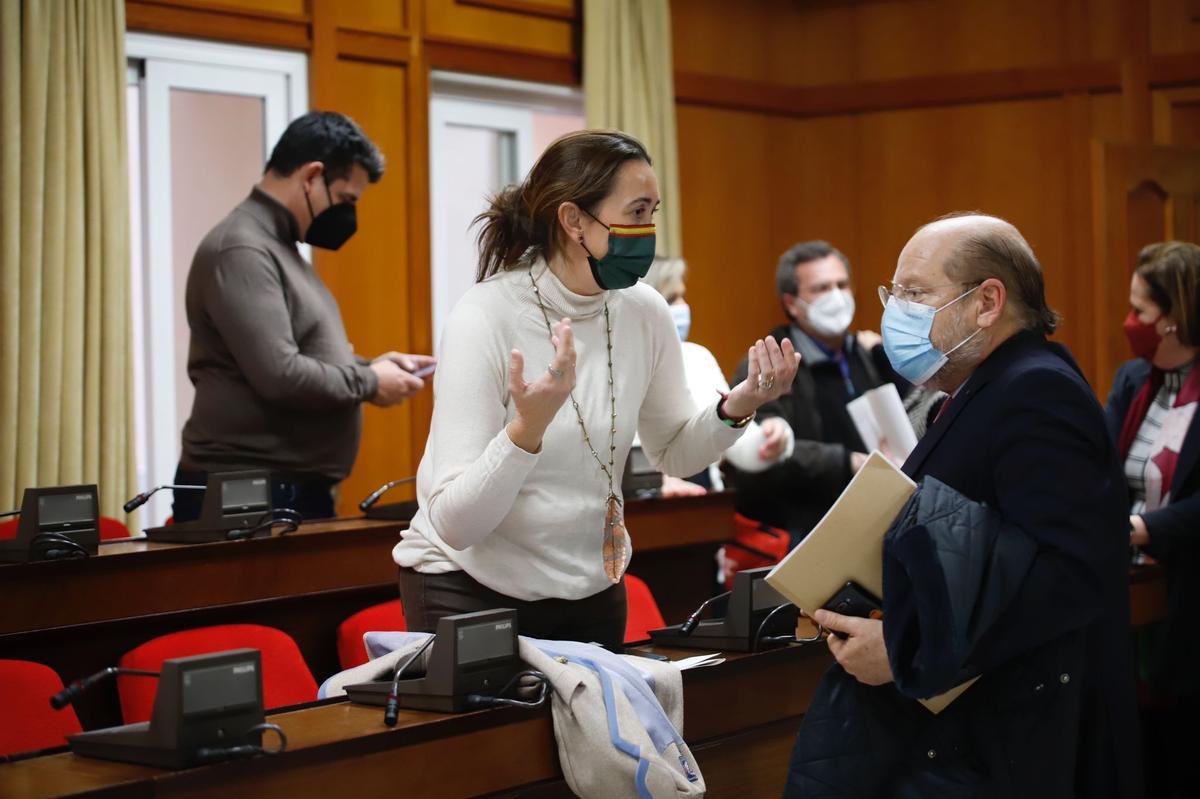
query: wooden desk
[
  {"left": 0, "top": 642, "right": 834, "bottom": 799},
  {"left": 0, "top": 496, "right": 734, "bottom": 731},
  {"left": 0, "top": 518, "right": 404, "bottom": 637},
  {"left": 0, "top": 495, "right": 733, "bottom": 637}
]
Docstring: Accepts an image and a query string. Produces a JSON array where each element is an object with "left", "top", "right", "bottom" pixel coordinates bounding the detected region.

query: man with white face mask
[{"left": 727, "top": 240, "right": 906, "bottom": 546}]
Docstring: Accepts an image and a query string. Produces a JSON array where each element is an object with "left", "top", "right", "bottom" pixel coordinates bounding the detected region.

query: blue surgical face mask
[
  {"left": 881, "top": 286, "right": 982, "bottom": 385},
  {"left": 669, "top": 302, "right": 691, "bottom": 342}
]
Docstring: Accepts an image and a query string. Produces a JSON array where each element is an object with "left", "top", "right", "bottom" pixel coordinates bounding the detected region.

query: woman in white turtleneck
[{"left": 393, "top": 130, "right": 799, "bottom": 647}]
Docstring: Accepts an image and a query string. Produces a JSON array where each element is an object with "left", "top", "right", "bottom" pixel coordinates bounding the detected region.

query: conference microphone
[
  {"left": 678, "top": 590, "right": 733, "bottom": 636},
  {"left": 384, "top": 635, "right": 436, "bottom": 726},
  {"left": 50, "top": 666, "right": 160, "bottom": 710},
  {"left": 359, "top": 477, "right": 417, "bottom": 512},
  {"left": 123, "top": 485, "right": 205, "bottom": 514}
]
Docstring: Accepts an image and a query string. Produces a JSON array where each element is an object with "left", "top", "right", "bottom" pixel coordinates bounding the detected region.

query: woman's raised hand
[
  {"left": 506, "top": 317, "right": 576, "bottom": 453},
  {"left": 723, "top": 336, "right": 801, "bottom": 420}
]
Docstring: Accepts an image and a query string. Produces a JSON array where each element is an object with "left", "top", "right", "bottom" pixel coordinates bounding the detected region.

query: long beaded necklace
[{"left": 529, "top": 269, "right": 627, "bottom": 584}]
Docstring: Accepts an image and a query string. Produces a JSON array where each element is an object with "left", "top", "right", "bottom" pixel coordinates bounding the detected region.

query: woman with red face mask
[{"left": 1105, "top": 240, "right": 1200, "bottom": 799}]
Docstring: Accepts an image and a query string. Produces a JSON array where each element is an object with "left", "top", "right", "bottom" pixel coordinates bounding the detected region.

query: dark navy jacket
[
  {"left": 1106, "top": 358, "right": 1200, "bottom": 694},
  {"left": 785, "top": 332, "right": 1141, "bottom": 799}
]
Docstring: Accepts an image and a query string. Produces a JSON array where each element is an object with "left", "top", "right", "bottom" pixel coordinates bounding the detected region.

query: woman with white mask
[{"left": 642, "top": 257, "right": 795, "bottom": 497}]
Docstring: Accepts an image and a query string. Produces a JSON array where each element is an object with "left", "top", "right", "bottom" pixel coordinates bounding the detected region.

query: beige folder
[{"left": 765, "top": 450, "right": 977, "bottom": 714}]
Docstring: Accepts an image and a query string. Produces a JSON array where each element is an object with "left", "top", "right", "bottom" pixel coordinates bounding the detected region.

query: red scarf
[{"left": 1118, "top": 363, "right": 1200, "bottom": 503}]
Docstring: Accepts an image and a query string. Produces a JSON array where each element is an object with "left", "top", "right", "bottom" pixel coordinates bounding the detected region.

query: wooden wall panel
[
  {"left": 1154, "top": 87, "right": 1200, "bottom": 144},
  {"left": 424, "top": 0, "right": 576, "bottom": 57},
  {"left": 1150, "top": 0, "right": 1200, "bottom": 54},
  {"left": 336, "top": 0, "right": 408, "bottom": 34},
  {"left": 314, "top": 59, "right": 416, "bottom": 515},
  {"left": 150, "top": 0, "right": 306, "bottom": 16},
  {"left": 672, "top": 0, "right": 1123, "bottom": 88},
  {"left": 676, "top": 106, "right": 777, "bottom": 373},
  {"left": 126, "top": 0, "right": 310, "bottom": 48}
]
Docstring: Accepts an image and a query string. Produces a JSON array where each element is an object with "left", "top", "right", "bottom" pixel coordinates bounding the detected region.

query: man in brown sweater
[{"left": 174, "top": 111, "right": 431, "bottom": 521}]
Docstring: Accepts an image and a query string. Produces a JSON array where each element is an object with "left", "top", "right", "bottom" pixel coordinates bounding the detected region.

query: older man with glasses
[{"left": 783, "top": 213, "right": 1142, "bottom": 799}]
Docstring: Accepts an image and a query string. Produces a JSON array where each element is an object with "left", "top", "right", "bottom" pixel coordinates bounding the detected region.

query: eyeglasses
[{"left": 877, "top": 282, "right": 976, "bottom": 308}]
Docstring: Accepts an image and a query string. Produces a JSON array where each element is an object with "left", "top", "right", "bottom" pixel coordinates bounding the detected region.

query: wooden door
[{"left": 1090, "top": 141, "right": 1200, "bottom": 394}]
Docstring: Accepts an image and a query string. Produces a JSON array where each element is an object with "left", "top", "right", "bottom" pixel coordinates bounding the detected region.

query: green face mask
[{"left": 580, "top": 209, "right": 656, "bottom": 290}]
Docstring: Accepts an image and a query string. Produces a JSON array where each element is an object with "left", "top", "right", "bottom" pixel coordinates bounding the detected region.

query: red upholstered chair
[
  {"left": 337, "top": 599, "right": 406, "bottom": 670},
  {"left": 99, "top": 516, "right": 131, "bottom": 540},
  {"left": 117, "top": 625, "right": 318, "bottom": 724},
  {"left": 0, "top": 660, "right": 83, "bottom": 756},
  {"left": 624, "top": 574, "right": 666, "bottom": 644},
  {"left": 0, "top": 516, "right": 129, "bottom": 540}
]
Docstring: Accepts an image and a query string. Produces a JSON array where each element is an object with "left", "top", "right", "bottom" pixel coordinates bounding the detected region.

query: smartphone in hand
[
  {"left": 821, "top": 581, "right": 883, "bottom": 639},
  {"left": 409, "top": 364, "right": 436, "bottom": 378}
]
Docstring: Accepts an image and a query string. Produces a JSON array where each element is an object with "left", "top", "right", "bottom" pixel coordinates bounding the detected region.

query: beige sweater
[{"left": 393, "top": 260, "right": 744, "bottom": 601}]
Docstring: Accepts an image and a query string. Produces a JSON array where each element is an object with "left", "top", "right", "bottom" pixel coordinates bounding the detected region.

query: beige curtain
[
  {"left": 583, "top": 0, "right": 683, "bottom": 258},
  {"left": 0, "top": 0, "right": 135, "bottom": 520}
]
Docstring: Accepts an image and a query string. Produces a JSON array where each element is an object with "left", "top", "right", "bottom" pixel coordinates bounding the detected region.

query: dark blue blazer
[
  {"left": 786, "top": 331, "right": 1142, "bottom": 799},
  {"left": 1105, "top": 358, "right": 1200, "bottom": 694},
  {"left": 904, "top": 331, "right": 1140, "bottom": 797}
]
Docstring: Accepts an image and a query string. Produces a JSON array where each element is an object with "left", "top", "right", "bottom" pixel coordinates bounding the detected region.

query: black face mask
[{"left": 304, "top": 175, "right": 357, "bottom": 250}]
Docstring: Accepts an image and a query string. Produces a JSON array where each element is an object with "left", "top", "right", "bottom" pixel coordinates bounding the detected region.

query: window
[
  {"left": 428, "top": 72, "right": 584, "bottom": 351},
  {"left": 126, "top": 33, "right": 307, "bottom": 525}
]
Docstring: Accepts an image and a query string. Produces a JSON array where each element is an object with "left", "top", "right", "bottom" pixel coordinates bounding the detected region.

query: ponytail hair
[{"left": 473, "top": 130, "right": 651, "bottom": 282}]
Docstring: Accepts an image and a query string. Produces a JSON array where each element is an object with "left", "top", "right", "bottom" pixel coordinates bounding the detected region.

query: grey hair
[{"left": 643, "top": 256, "right": 687, "bottom": 299}]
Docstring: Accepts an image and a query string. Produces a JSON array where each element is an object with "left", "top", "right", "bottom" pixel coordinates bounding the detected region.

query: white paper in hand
[{"left": 846, "top": 384, "right": 918, "bottom": 466}]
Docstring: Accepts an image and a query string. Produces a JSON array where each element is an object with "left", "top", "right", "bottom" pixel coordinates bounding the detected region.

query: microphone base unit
[
  {"left": 649, "top": 566, "right": 798, "bottom": 653},
  {"left": 345, "top": 609, "right": 523, "bottom": 715},
  {"left": 649, "top": 620, "right": 765, "bottom": 653},
  {"left": 143, "top": 519, "right": 263, "bottom": 544},
  {"left": 67, "top": 649, "right": 266, "bottom": 770},
  {"left": 343, "top": 679, "right": 493, "bottom": 715},
  {"left": 0, "top": 484, "right": 101, "bottom": 563},
  {"left": 141, "top": 470, "right": 276, "bottom": 543},
  {"left": 69, "top": 721, "right": 187, "bottom": 770}
]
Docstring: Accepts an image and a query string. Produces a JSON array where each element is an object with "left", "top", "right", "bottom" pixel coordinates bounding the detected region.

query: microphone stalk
[
  {"left": 50, "top": 666, "right": 160, "bottom": 710},
  {"left": 383, "top": 635, "right": 436, "bottom": 726},
  {"left": 359, "top": 477, "right": 416, "bottom": 512},
  {"left": 679, "top": 590, "right": 732, "bottom": 636},
  {"left": 123, "top": 485, "right": 205, "bottom": 514}
]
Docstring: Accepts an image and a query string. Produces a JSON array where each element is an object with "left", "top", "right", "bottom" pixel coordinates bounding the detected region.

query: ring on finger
[
  {"left": 758, "top": 375, "right": 775, "bottom": 391},
  {"left": 547, "top": 363, "right": 564, "bottom": 379}
]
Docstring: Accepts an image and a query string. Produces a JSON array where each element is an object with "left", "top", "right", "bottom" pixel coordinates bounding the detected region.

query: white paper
[
  {"left": 846, "top": 395, "right": 881, "bottom": 452},
  {"left": 847, "top": 384, "right": 917, "bottom": 466},
  {"left": 670, "top": 653, "right": 726, "bottom": 670}
]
